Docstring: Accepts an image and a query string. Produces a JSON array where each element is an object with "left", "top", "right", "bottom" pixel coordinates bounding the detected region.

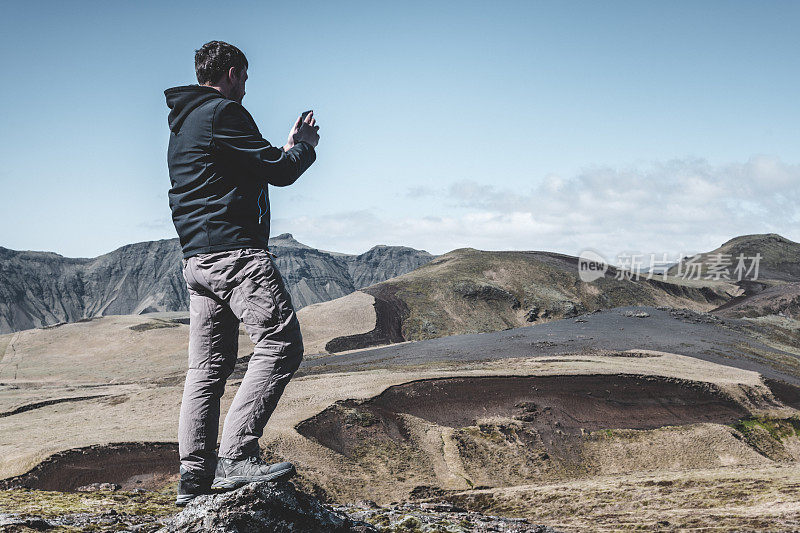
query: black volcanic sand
[
  {"left": 296, "top": 374, "right": 750, "bottom": 458},
  {"left": 324, "top": 284, "right": 409, "bottom": 353},
  {"left": 764, "top": 378, "right": 800, "bottom": 409},
  {"left": 1, "top": 442, "right": 178, "bottom": 492},
  {"left": 298, "top": 306, "right": 800, "bottom": 386}
]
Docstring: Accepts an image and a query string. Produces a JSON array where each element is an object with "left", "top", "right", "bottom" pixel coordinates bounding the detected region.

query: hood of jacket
[{"left": 164, "top": 85, "right": 226, "bottom": 133}]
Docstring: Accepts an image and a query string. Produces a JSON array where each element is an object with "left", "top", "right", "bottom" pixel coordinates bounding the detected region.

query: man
[{"left": 164, "top": 40, "right": 320, "bottom": 506}]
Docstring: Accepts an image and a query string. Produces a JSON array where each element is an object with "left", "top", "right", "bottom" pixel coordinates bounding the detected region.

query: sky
[{"left": 1, "top": 0, "right": 799, "bottom": 264}]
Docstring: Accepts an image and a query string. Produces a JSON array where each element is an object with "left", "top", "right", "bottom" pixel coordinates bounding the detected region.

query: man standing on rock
[{"left": 164, "top": 40, "right": 320, "bottom": 506}]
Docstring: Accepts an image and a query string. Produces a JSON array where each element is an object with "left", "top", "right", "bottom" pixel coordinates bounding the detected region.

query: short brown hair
[{"left": 194, "top": 41, "right": 248, "bottom": 85}]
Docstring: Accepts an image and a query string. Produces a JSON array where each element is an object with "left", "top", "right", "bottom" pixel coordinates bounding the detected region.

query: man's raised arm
[{"left": 211, "top": 102, "right": 316, "bottom": 187}]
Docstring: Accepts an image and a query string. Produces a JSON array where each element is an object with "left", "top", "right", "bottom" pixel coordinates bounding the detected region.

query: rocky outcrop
[
  {"left": 0, "top": 234, "right": 435, "bottom": 334},
  {"left": 161, "top": 481, "right": 376, "bottom": 533},
  {"left": 160, "top": 481, "right": 559, "bottom": 533},
  {"left": 0, "top": 481, "right": 559, "bottom": 533},
  {"left": 339, "top": 501, "right": 560, "bottom": 533}
]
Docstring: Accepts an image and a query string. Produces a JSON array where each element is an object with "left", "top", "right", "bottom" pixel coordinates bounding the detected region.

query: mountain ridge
[{"left": 0, "top": 236, "right": 435, "bottom": 334}]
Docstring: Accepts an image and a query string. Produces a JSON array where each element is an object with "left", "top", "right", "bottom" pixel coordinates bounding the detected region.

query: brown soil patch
[
  {"left": 0, "top": 442, "right": 177, "bottom": 492},
  {"left": 296, "top": 374, "right": 749, "bottom": 459}
]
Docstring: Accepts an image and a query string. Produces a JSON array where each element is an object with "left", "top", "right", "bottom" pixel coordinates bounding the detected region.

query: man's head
[{"left": 195, "top": 41, "right": 248, "bottom": 103}]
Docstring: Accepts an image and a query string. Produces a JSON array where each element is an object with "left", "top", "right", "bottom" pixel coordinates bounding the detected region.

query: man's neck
[{"left": 203, "top": 83, "right": 229, "bottom": 99}]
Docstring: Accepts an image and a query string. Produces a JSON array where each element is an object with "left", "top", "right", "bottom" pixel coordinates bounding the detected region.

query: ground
[{"left": 3, "top": 306, "right": 800, "bottom": 531}]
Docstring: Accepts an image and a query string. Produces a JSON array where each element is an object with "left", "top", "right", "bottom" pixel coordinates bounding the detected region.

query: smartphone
[{"left": 300, "top": 110, "right": 313, "bottom": 126}]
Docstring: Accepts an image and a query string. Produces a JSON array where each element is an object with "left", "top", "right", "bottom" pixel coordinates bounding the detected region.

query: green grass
[
  {"left": 732, "top": 416, "right": 800, "bottom": 441},
  {"left": 0, "top": 486, "right": 178, "bottom": 522}
]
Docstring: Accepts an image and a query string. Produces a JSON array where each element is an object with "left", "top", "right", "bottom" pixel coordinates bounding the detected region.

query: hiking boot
[
  {"left": 176, "top": 464, "right": 214, "bottom": 506},
  {"left": 211, "top": 455, "right": 296, "bottom": 490}
]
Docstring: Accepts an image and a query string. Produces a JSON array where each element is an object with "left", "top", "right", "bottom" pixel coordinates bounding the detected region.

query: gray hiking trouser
[{"left": 179, "top": 247, "right": 304, "bottom": 476}]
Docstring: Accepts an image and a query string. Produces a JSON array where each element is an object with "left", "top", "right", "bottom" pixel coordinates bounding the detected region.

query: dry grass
[{"left": 442, "top": 463, "right": 800, "bottom": 531}]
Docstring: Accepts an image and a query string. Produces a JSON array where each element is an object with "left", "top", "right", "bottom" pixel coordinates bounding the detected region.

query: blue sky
[{"left": 1, "top": 0, "right": 799, "bottom": 261}]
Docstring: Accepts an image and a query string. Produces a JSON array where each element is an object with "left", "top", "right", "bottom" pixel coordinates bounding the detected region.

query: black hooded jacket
[{"left": 164, "top": 85, "right": 316, "bottom": 259}]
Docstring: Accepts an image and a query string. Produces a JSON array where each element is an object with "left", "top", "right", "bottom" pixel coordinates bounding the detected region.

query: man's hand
[{"left": 283, "top": 111, "right": 320, "bottom": 151}]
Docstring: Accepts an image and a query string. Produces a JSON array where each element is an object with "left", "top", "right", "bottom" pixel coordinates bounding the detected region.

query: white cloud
[{"left": 273, "top": 155, "right": 800, "bottom": 261}]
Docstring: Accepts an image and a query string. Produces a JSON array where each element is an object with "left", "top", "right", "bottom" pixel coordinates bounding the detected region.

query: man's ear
[{"left": 227, "top": 66, "right": 238, "bottom": 83}]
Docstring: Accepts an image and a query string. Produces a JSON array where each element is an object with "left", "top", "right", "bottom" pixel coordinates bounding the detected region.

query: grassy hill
[
  {"left": 659, "top": 234, "right": 800, "bottom": 321},
  {"left": 299, "top": 247, "right": 738, "bottom": 354},
  {"left": 668, "top": 233, "right": 800, "bottom": 284}
]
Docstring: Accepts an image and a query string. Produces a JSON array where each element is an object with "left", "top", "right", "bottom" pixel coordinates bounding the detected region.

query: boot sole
[
  {"left": 175, "top": 493, "right": 199, "bottom": 506},
  {"left": 211, "top": 463, "right": 296, "bottom": 490}
]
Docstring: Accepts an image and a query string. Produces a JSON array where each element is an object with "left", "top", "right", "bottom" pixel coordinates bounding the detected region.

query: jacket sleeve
[{"left": 211, "top": 101, "right": 316, "bottom": 187}]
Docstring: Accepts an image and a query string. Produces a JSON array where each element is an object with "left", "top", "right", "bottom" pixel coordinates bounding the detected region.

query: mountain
[
  {"left": 0, "top": 234, "right": 435, "bottom": 334},
  {"left": 667, "top": 233, "right": 800, "bottom": 286},
  {"left": 297, "top": 247, "right": 738, "bottom": 354},
  {"left": 662, "top": 233, "right": 800, "bottom": 320}
]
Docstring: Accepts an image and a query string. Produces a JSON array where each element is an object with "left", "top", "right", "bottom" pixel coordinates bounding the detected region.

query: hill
[
  {"left": 298, "top": 247, "right": 738, "bottom": 354},
  {"left": 668, "top": 233, "right": 800, "bottom": 286},
  {"left": 662, "top": 233, "right": 800, "bottom": 321}
]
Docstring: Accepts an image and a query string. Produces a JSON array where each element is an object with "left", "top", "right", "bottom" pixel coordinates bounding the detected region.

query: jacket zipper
[
  {"left": 257, "top": 188, "right": 266, "bottom": 225},
  {"left": 256, "top": 188, "right": 277, "bottom": 258}
]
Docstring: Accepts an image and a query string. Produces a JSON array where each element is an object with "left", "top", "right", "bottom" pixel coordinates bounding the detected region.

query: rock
[
  {"left": 354, "top": 499, "right": 380, "bottom": 509},
  {"left": 159, "top": 481, "right": 376, "bottom": 533},
  {"left": 452, "top": 281, "right": 521, "bottom": 308},
  {"left": 342, "top": 245, "right": 435, "bottom": 290},
  {"left": 418, "top": 502, "right": 466, "bottom": 512},
  {"left": 0, "top": 513, "right": 53, "bottom": 530},
  {"left": 76, "top": 482, "right": 121, "bottom": 492},
  {"left": 561, "top": 301, "right": 585, "bottom": 318},
  {"left": 525, "top": 307, "right": 540, "bottom": 322},
  {"left": 339, "top": 501, "right": 560, "bottom": 532}
]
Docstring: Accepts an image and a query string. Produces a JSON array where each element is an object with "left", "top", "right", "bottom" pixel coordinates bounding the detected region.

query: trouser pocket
[
  {"left": 228, "top": 252, "right": 293, "bottom": 329},
  {"left": 235, "top": 277, "right": 279, "bottom": 326}
]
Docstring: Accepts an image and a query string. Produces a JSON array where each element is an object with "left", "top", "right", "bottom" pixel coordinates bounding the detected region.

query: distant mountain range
[
  {"left": 0, "top": 234, "right": 435, "bottom": 334},
  {"left": 3, "top": 232, "right": 799, "bottom": 338}
]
